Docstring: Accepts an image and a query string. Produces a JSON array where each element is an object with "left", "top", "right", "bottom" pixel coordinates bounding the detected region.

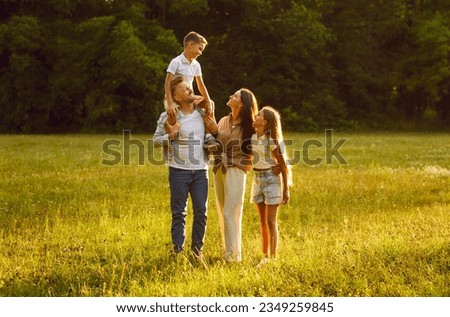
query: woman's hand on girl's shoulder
[{"left": 271, "top": 164, "right": 282, "bottom": 175}]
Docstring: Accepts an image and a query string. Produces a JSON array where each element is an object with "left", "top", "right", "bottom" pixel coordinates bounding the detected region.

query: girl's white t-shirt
[{"left": 251, "top": 134, "right": 278, "bottom": 169}]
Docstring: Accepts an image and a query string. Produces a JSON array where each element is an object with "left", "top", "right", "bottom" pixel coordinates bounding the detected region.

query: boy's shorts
[{"left": 250, "top": 169, "right": 282, "bottom": 205}]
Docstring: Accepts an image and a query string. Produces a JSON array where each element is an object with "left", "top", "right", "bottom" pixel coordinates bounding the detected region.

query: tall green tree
[
  {"left": 0, "top": 15, "right": 48, "bottom": 132},
  {"left": 394, "top": 3, "right": 450, "bottom": 127},
  {"left": 1, "top": 0, "right": 449, "bottom": 132},
  {"left": 317, "top": 0, "right": 408, "bottom": 128},
  {"left": 164, "top": 0, "right": 344, "bottom": 130},
  {"left": 0, "top": 1, "right": 179, "bottom": 132}
]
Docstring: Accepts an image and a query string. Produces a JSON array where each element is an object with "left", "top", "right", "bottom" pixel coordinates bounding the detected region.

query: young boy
[{"left": 164, "top": 31, "right": 218, "bottom": 150}]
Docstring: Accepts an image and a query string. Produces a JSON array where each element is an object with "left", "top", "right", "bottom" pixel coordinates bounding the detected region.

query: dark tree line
[{"left": 0, "top": 0, "right": 449, "bottom": 133}]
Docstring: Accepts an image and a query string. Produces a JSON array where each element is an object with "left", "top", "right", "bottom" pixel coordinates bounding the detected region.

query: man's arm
[{"left": 153, "top": 112, "right": 171, "bottom": 148}]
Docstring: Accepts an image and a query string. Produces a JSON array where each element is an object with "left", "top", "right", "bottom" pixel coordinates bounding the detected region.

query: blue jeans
[{"left": 169, "top": 167, "right": 208, "bottom": 253}]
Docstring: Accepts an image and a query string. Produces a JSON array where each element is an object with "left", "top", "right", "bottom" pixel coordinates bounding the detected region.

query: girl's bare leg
[
  {"left": 267, "top": 204, "right": 279, "bottom": 258},
  {"left": 256, "top": 202, "right": 269, "bottom": 257}
]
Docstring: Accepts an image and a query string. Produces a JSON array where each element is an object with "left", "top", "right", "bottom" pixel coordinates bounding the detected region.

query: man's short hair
[
  {"left": 170, "top": 77, "right": 185, "bottom": 98},
  {"left": 183, "top": 31, "right": 207, "bottom": 47}
]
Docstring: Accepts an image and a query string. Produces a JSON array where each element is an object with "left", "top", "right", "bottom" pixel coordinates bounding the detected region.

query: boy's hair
[
  {"left": 183, "top": 31, "right": 208, "bottom": 47},
  {"left": 169, "top": 77, "right": 185, "bottom": 99}
]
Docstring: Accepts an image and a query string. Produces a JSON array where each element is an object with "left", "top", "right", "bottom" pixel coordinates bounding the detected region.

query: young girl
[{"left": 251, "top": 106, "right": 292, "bottom": 267}]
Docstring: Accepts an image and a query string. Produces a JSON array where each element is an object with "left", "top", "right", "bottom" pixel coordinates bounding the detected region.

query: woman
[{"left": 212, "top": 88, "right": 259, "bottom": 262}]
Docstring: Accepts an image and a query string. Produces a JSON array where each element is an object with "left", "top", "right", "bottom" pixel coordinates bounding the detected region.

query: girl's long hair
[
  {"left": 239, "top": 88, "right": 258, "bottom": 155},
  {"left": 260, "top": 106, "right": 293, "bottom": 186}
]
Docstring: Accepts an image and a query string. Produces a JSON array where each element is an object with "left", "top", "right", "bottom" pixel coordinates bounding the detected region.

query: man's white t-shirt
[{"left": 168, "top": 110, "right": 207, "bottom": 170}]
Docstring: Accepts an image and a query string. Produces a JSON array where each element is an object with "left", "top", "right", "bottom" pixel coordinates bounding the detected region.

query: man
[{"left": 153, "top": 77, "right": 217, "bottom": 259}]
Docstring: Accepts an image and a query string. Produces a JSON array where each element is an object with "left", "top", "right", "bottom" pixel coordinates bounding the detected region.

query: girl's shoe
[{"left": 256, "top": 257, "right": 270, "bottom": 269}]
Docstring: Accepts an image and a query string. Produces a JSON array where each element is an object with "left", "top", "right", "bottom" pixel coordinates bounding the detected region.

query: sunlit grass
[{"left": 0, "top": 132, "right": 449, "bottom": 296}]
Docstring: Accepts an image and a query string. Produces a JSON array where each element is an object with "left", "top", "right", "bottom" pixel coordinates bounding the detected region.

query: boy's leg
[
  {"left": 164, "top": 98, "right": 178, "bottom": 126},
  {"left": 166, "top": 114, "right": 177, "bottom": 126}
]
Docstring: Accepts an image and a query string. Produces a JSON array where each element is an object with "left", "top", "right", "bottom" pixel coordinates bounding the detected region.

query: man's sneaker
[
  {"left": 173, "top": 245, "right": 183, "bottom": 254},
  {"left": 191, "top": 250, "right": 208, "bottom": 269}
]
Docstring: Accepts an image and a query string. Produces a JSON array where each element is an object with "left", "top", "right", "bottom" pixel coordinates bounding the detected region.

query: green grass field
[{"left": 0, "top": 132, "right": 449, "bottom": 296}]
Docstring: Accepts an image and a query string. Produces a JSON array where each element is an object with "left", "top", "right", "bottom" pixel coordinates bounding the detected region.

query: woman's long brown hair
[{"left": 239, "top": 88, "right": 259, "bottom": 155}]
